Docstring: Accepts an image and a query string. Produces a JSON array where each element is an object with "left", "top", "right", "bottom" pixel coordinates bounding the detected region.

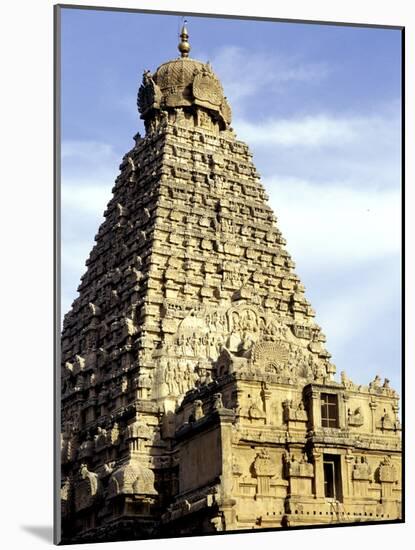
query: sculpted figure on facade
[
  {"left": 347, "top": 406, "right": 364, "bottom": 427},
  {"left": 74, "top": 464, "right": 100, "bottom": 512},
  {"left": 108, "top": 458, "right": 157, "bottom": 499},
  {"left": 284, "top": 453, "right": 314, "bottom": 478},
  {"left": 283, "top": 399, "right": 308, "bottom": 423},
  {"left": 212, "top": 392, "right": 224, "bottom": 410},
  {"left": 377, "top": 456, "right": 397, "bottom": 483},
  {"left": 247, "top": 399, "right": 265, "bottom": 421},
  {"left": 340, "top": 370, "right": 358, "bottom": 390},
  {"left": 78, "top": 434, "right": 94, "bottom": 460},
  {"left": 352, "top": 456, "right": 372, "bottom": 480},
  {"left": 94, "top": 427, "right": 108, "bottom": 452},
  {"left": 369, "top": 374, "right": 382, "bottom": 390}
]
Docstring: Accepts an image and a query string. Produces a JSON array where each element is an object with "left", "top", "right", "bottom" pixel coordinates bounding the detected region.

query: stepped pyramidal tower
[{"left": 60, "top": 25, "right": 402, "bottom": 543}]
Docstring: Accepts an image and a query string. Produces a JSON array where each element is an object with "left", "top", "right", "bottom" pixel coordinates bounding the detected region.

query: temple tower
[{"left": 60, "top": 26, "right": 401, "bottom": 543}]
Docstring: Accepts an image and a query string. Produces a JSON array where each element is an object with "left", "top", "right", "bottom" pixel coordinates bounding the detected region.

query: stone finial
[{"left": 178, "top": 21, "right": 190, "bottom": 58}]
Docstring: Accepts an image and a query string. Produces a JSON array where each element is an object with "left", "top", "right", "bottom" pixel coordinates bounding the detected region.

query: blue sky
[{"left": 60, "top": 7, "right": 402, "bottom": 394}]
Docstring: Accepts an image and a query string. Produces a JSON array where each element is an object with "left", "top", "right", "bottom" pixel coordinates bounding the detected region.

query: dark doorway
[{"left": 323, "top": 454, "right": 342, "bottom": 501}]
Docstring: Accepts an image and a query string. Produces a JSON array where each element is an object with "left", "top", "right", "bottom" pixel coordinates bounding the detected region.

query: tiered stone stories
[{"left": 60, "top": 27, "right": 401, "bottom": 543}]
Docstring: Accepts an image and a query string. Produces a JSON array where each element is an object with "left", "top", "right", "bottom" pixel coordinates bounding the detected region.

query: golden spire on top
[{"left": 178, "top": 20, "right": 191, "bottom": 58}]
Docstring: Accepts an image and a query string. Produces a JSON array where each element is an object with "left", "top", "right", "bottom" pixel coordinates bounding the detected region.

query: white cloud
[
  {"left": 236, "top": 114, "right": 357, "bottom": 148},
  {"left": 232, "top": 102, "right": 401, "bottom": 194},
  {"left": 209, "top": 45, "right": 329, "bottom": 109},
  {"left": 313, "top": 263, "right": 401, "bottom": 391},
  {"left": 60, "top": 137, "right": 401, "bottom": 309},
  {"left": 61, "top": 182, "right": 110, "bottom": 318},
  {"left": 61, "top": 180, "right": 111, "bottom": 215},
  {"left": 61, "top": 140, "right": 122, "bottom": 182},
  {"left": 62, "top": 140, "right": 116, "bottom": 160},
  {"left": 315, "top": 263, "right": 398, "bottom": 346},
  {"left": 262, "top": 170, "right": 401, "bottom": 390},
  {"left": 61, "top": 139, "right": 120, "bottom": 316},
  {"left": 62, "top": 240, "right": 94, "bottom": 273},
  {"left": 58, "top": 36, "right": 401, "bottom": 392},
  {"left": 234, "top": 107, "right": 400, "bottom": 149},
  {"left": 265, "top": 175, "right": 401, "bottom": 270},
  {"left": 61, "top": 241, "right": 95, "bottom": 321},
  {"left": 59, "top": 119, "right": 402, "bottom": 389}
]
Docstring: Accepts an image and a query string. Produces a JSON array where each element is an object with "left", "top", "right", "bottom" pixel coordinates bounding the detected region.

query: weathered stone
[{"left": 60, "top": 26, "right": 401, "bottom": 543}]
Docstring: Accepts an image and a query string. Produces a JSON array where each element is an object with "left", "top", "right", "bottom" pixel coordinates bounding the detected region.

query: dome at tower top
[
  {"left": 153, "top": 57, "right": 206, "bottom": 95},
  {"left": 137, "top": 24, "right": 232, "bottom": 129}
]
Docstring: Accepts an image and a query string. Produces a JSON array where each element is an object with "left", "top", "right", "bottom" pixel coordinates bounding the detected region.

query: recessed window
[{"left": 321, "top": 393, "right": 338, "bottom": 428}]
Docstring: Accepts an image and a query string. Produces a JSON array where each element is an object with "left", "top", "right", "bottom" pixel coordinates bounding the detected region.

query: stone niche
[{"left": 178, "top": 426, "right": 222, "bottom": 494}]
